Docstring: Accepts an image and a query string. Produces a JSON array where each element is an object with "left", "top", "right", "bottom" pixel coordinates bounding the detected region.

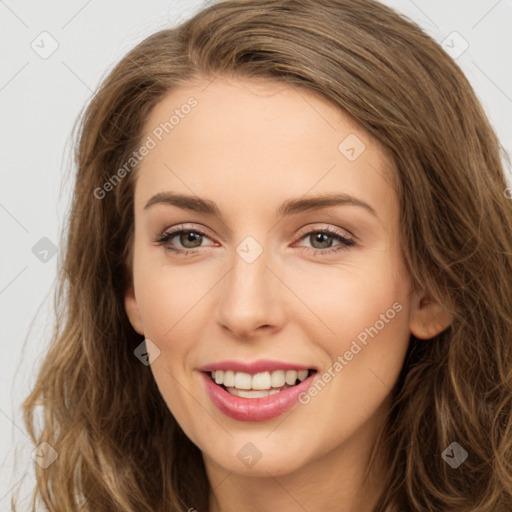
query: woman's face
[{"left": 124, "top": 76, "right": 436, "bottom": 480}]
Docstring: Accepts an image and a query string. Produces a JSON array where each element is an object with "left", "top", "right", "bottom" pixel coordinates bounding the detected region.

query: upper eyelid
[
  {"left": 295, "top": 224, "right": 353, "bottom": 240},
  {"left": 163, "top": 225, "right": 215, "bottom": 241}
]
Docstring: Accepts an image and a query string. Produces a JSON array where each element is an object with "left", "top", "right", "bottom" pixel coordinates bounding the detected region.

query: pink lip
[
  {"left": 201, "top": 370, "right": 317, "bottom": 422},
  {"left": 199, "top": 359, "right": 315, "bottom": 374}
]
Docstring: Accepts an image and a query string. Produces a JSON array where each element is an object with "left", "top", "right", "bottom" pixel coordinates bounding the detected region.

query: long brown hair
[{"left": 13, "top": 0, "right": 512, "bottom": 510}]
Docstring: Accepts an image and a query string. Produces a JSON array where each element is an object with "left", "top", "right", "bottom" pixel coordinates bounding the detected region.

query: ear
[
  {"left": 409, "top": 287, "right": 452, "bottom": 339},
  {"left": 124, "top": 285, "right": 145, "bottom": 335}
]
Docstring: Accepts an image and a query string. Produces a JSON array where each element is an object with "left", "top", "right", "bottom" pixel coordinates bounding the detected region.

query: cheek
[
  {"left": 316, "top": 268, "right": 410, "bottom": 399},
  {"left": 292, "top": 252, "right": 412, "bottom": 409},
  {"left": 293, "top": 251, "right": 409, "bottom": 342},
  {"left": 132, "top": 247, "right": 213, "bottom": 342},
  {"left": 295, "top": 270, "right": 410, "bottom": 447},
  {"left": 132, "top": 261, "right": 205, "bottom": 423}
]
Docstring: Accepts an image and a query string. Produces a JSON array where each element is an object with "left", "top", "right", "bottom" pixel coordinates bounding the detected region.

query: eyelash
[{"left": 154, "top": 224, "right": 356, "bottom": 257}]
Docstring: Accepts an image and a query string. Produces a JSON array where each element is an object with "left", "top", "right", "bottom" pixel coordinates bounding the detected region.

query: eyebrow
[{"left": 143, "top": 191, "right": 378, "bottom": 218}]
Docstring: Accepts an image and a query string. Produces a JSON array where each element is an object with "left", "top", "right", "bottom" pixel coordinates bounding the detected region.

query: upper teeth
[{"left": 212, "top": 369, "right": 309, "bottom": 390}]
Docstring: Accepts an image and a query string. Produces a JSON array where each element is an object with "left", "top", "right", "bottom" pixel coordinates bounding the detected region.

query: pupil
[
  {"left": 181, "top": 231, "right": 202, "bottom": 248},
  {"left": 312, "top": 232, "right": 331, "bottom": 249}
]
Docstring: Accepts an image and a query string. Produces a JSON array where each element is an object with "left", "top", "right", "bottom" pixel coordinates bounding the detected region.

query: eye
[
  {"left": 154, "top": 224, "right": 356, "bottom": 257},
  {"left": 153, "top": 225, "right": 216, "bottom": 255},
  {"left": 293, "top": 226, "right": 356, "bottom": 256}
]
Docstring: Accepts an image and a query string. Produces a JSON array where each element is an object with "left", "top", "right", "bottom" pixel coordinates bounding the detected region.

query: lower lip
[{"left": 201, "top": 371, "right": 316, "bottom": 422}]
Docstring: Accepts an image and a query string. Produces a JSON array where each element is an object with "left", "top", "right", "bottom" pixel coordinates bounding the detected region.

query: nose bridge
[{"left": 215, "top": 233, "right": 284, "bottom": 335}]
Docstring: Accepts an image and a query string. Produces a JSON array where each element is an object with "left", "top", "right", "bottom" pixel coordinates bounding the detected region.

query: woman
[{"left": 15, "top": 0, "right": 512, "bottom": 510}]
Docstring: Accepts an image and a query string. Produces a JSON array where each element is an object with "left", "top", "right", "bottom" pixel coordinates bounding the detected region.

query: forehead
[{"left": 134, "top": 76, "right": 397, "bottom": 221}]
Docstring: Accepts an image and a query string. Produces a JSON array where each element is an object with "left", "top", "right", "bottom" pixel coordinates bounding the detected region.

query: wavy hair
[{"left": 13, "top": 0, "right": 512, "bottom": 510}]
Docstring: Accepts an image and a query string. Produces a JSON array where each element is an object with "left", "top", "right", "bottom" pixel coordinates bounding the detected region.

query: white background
[{"left": 1, "top": 0, "right": 511, "bottom": 507}]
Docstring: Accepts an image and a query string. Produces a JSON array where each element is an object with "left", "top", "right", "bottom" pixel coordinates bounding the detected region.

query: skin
[{"left": 124, "top": 76, "right": 452, "bottom": 512}]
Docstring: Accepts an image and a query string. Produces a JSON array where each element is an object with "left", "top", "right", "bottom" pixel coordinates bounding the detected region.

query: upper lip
[{"left": 199, "top": 359, "right": 317, "bottom": 375}]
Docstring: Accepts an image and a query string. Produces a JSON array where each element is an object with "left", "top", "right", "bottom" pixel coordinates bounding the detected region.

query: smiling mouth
[{"left": 205, "top": 368, "right": 317, "bottom": 399}]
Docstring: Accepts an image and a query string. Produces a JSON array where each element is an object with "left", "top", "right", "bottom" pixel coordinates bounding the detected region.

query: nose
[{"left": 214, "top": 240, "right": 286, "bottom": 339}]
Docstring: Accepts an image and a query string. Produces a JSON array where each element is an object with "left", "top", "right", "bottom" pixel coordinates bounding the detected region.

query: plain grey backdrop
[{"left": 1, "top": 0, "right": 511, "bottom": 507}]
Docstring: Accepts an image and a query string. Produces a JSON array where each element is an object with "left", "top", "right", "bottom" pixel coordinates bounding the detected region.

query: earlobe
[
  {"left": 124, "top": 285, "right": 145, "bottom": 335},
  {"left": 409, "top": 289, "right": 453, "bottom": 340}
]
